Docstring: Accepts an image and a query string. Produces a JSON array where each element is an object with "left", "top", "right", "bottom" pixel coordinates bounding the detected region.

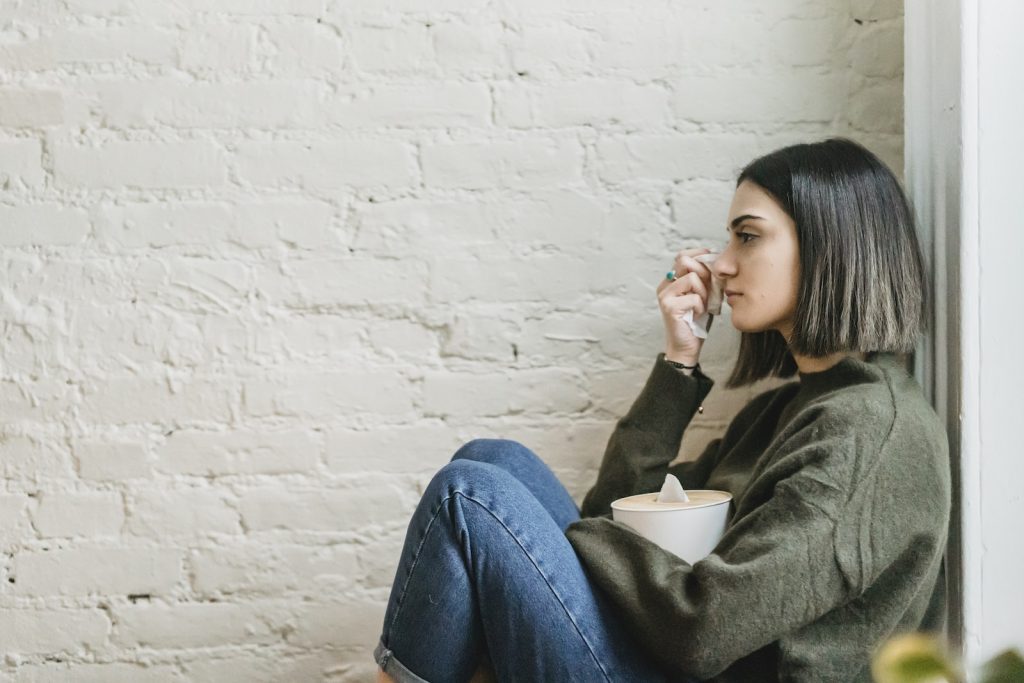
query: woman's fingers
[
  {"left": 661, "top": 292, "right": 707, "bottom": 319},
  {"left": 658, "top": 270, "right": 708, "bottom": 305},
  {"left": 676, "top": 247, "right": 711, "bottom": 260},
  {"left": 658, "top": 248, "right": 712, "bottom": 293},
  {"left": 673, "top": 252, "right": 713, "bottom": 290}
]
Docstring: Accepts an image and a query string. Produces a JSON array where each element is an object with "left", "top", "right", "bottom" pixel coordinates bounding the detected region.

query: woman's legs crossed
[{"left": 374, "top": 447, "right": 665, "bottom": 682}]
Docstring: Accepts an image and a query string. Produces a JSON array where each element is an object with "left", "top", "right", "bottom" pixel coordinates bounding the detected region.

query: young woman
[{"left": 373, "top": 138, "right": 951, "bottom": 683}]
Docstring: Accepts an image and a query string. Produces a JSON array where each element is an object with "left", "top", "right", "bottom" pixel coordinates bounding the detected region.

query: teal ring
[{"left": 665, "top": 270, "right": 676, "bottom": 281}]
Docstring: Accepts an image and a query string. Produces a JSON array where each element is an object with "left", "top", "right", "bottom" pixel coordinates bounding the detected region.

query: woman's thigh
[
  {"left": 451, "top": 438, "right": 580, "bottom": 531},
  {"left": 379, "top": 457, "right": 667, "bottom": 683}
]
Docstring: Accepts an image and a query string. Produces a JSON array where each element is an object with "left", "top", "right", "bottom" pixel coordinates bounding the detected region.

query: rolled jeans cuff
[{"left": 374, "top": 639, "right": 431, "bottom": 683}]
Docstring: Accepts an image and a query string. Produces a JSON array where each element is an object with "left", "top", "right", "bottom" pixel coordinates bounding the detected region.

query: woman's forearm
[{"left": 579, "top": 354, "right": 714, "bottom": 518}]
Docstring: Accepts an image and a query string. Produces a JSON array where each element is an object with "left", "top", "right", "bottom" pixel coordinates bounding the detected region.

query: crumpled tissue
[
  {"left": 680, "top": 251, "right": 725, "bottom": 339},
  {"left": 656, "top": 473, "right": 690, "bottom": 503}
]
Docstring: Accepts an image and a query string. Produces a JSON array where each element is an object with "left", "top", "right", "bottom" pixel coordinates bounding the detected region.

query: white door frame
[{"left": 905, "top": 0, "right": 1024, "bottom": 670}]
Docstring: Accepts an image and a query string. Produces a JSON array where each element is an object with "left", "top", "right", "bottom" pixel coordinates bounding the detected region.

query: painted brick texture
[{"left": 0, "top": 0, "right": 903, "bottom": 680}]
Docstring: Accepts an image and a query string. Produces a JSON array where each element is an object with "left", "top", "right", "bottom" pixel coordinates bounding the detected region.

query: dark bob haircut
[{"left": 725, "top": 137, "right": 929, "bottom": 388}]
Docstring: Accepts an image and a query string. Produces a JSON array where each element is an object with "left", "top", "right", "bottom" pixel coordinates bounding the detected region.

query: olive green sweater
[{"left": 565, "top": 352, "right": 951, "bottom": 682}]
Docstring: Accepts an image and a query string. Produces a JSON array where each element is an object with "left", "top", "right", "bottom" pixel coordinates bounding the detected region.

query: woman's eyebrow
[{"left": 727, "top": 214, "right": 766, "bottom": 231}]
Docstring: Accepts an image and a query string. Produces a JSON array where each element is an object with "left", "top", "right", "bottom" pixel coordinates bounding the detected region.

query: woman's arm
[
  {"left": 566, "top": 425, "right": 869, "bottom": 679},
  {"left": 579, "top": 246, "right": 721, "bottom": 518},
  {"left": 578, "top": 353, "right": 715, "bottom": 519}
]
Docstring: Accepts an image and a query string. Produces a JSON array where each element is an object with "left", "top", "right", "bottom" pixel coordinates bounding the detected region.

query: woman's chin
[
  {"left": 729, "top": 317, "right": 772, "bottom": 335},
  {"left": 728, "top": 314, "right": 752, "bottom": 332}
]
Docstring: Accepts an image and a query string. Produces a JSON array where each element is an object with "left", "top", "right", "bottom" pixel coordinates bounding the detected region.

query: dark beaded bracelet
[{"left": 664, "top": 358, "right": 704, "bottom": 413}]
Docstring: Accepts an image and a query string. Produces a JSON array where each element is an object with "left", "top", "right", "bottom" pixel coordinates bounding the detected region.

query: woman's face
[{"left": 711, "top": 180, "right": 801, "bottom": 338}]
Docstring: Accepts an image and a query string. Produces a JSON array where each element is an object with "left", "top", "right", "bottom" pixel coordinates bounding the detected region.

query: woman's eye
[{"left": 736, "top": 231, "right": 756, "bottom": 244}]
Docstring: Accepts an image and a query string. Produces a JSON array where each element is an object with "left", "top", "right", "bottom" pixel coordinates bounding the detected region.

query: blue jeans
[{"left": 373, "top": 438, "right": 673, "bottom": 683}]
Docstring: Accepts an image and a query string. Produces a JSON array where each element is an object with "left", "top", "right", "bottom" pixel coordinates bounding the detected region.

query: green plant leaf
[
  {"left": 872, "top": 634, "right": 959, "bottom": 683},
  {"left": 979, "top": 649, "right": 1024, "bottom": 683}
]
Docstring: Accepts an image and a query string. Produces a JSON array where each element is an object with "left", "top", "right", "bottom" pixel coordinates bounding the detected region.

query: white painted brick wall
[{"left": 0, "top": 0, "right": 903, "bottom": 679}]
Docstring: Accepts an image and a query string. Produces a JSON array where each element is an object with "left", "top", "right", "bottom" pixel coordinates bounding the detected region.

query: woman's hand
[{"left": 657, "top": 247, "right": 714, "bottom": 365}]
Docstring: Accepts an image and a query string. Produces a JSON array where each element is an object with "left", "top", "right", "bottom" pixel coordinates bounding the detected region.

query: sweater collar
[{"left": 795, "top": 351, "right": 904, "bottom": 393}]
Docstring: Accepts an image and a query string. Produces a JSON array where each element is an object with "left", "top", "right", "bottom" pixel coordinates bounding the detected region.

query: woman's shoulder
[
  {"left": 819, "top": 354, "right": 941, "bottom": 431},
  {"left": 750, "top": 355, "right": 930, "bottom": 454},
  {"left": 729, "top": 353, "right": 946, "bottom": 458},
  {"left": 740, "top": 367, "right": 892, "bottom": 435},
  {"left": 792, "top": 357, "right": 948, "bottom": 474}
]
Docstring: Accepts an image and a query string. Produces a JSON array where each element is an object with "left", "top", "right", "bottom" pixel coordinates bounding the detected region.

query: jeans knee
[
  {"left": 426, "top": 457, "right": 507, "bottom": 501},
  {"left": 452, "top": 438, "right": 535, "bottom": 467}
]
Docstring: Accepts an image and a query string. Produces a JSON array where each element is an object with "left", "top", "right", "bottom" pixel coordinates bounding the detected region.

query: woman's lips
[{"left": 725, "top": 290, "right": 741, "bottom": 302}]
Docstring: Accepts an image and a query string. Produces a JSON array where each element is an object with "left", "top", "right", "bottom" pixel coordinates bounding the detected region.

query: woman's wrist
[
  {"left": 662, "top": 353, "right": 701, "bottom": 376},
  {"left": 663, "top": 350, "right": 699, "bottom": 367}
]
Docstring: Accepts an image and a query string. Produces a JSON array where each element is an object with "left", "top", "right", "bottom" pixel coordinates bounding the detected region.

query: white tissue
[
  {"left": 681, "top": 252, "right": 725, "bottom": 339},
  {"left": 656, "top": 473, "right": 690, "bottom": 503}
]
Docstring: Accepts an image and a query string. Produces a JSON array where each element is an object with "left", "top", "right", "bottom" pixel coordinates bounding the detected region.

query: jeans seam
[
  {"left": 386, "top": 493, "right": 457, "bottom": 642},
  {"left": 454, "top": 490, "right": 614, "bottom": 682}
]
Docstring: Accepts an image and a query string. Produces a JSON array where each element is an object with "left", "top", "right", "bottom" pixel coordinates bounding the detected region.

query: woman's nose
[{"left": 711, "top": 246, "right": 737, "bottom": 278}]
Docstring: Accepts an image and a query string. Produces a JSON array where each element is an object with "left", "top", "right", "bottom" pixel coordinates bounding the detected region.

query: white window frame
[{"left": 906, "top": 0, "right": 1024, "bottom": 670}]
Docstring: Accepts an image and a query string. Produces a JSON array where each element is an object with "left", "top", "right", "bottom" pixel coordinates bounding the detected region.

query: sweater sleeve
[
  {"left": 578, "top": 353, "right": 715, "bottom": 519},
  {"left": 565, "top": 423, "right": 863, "bottom": 679}
]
